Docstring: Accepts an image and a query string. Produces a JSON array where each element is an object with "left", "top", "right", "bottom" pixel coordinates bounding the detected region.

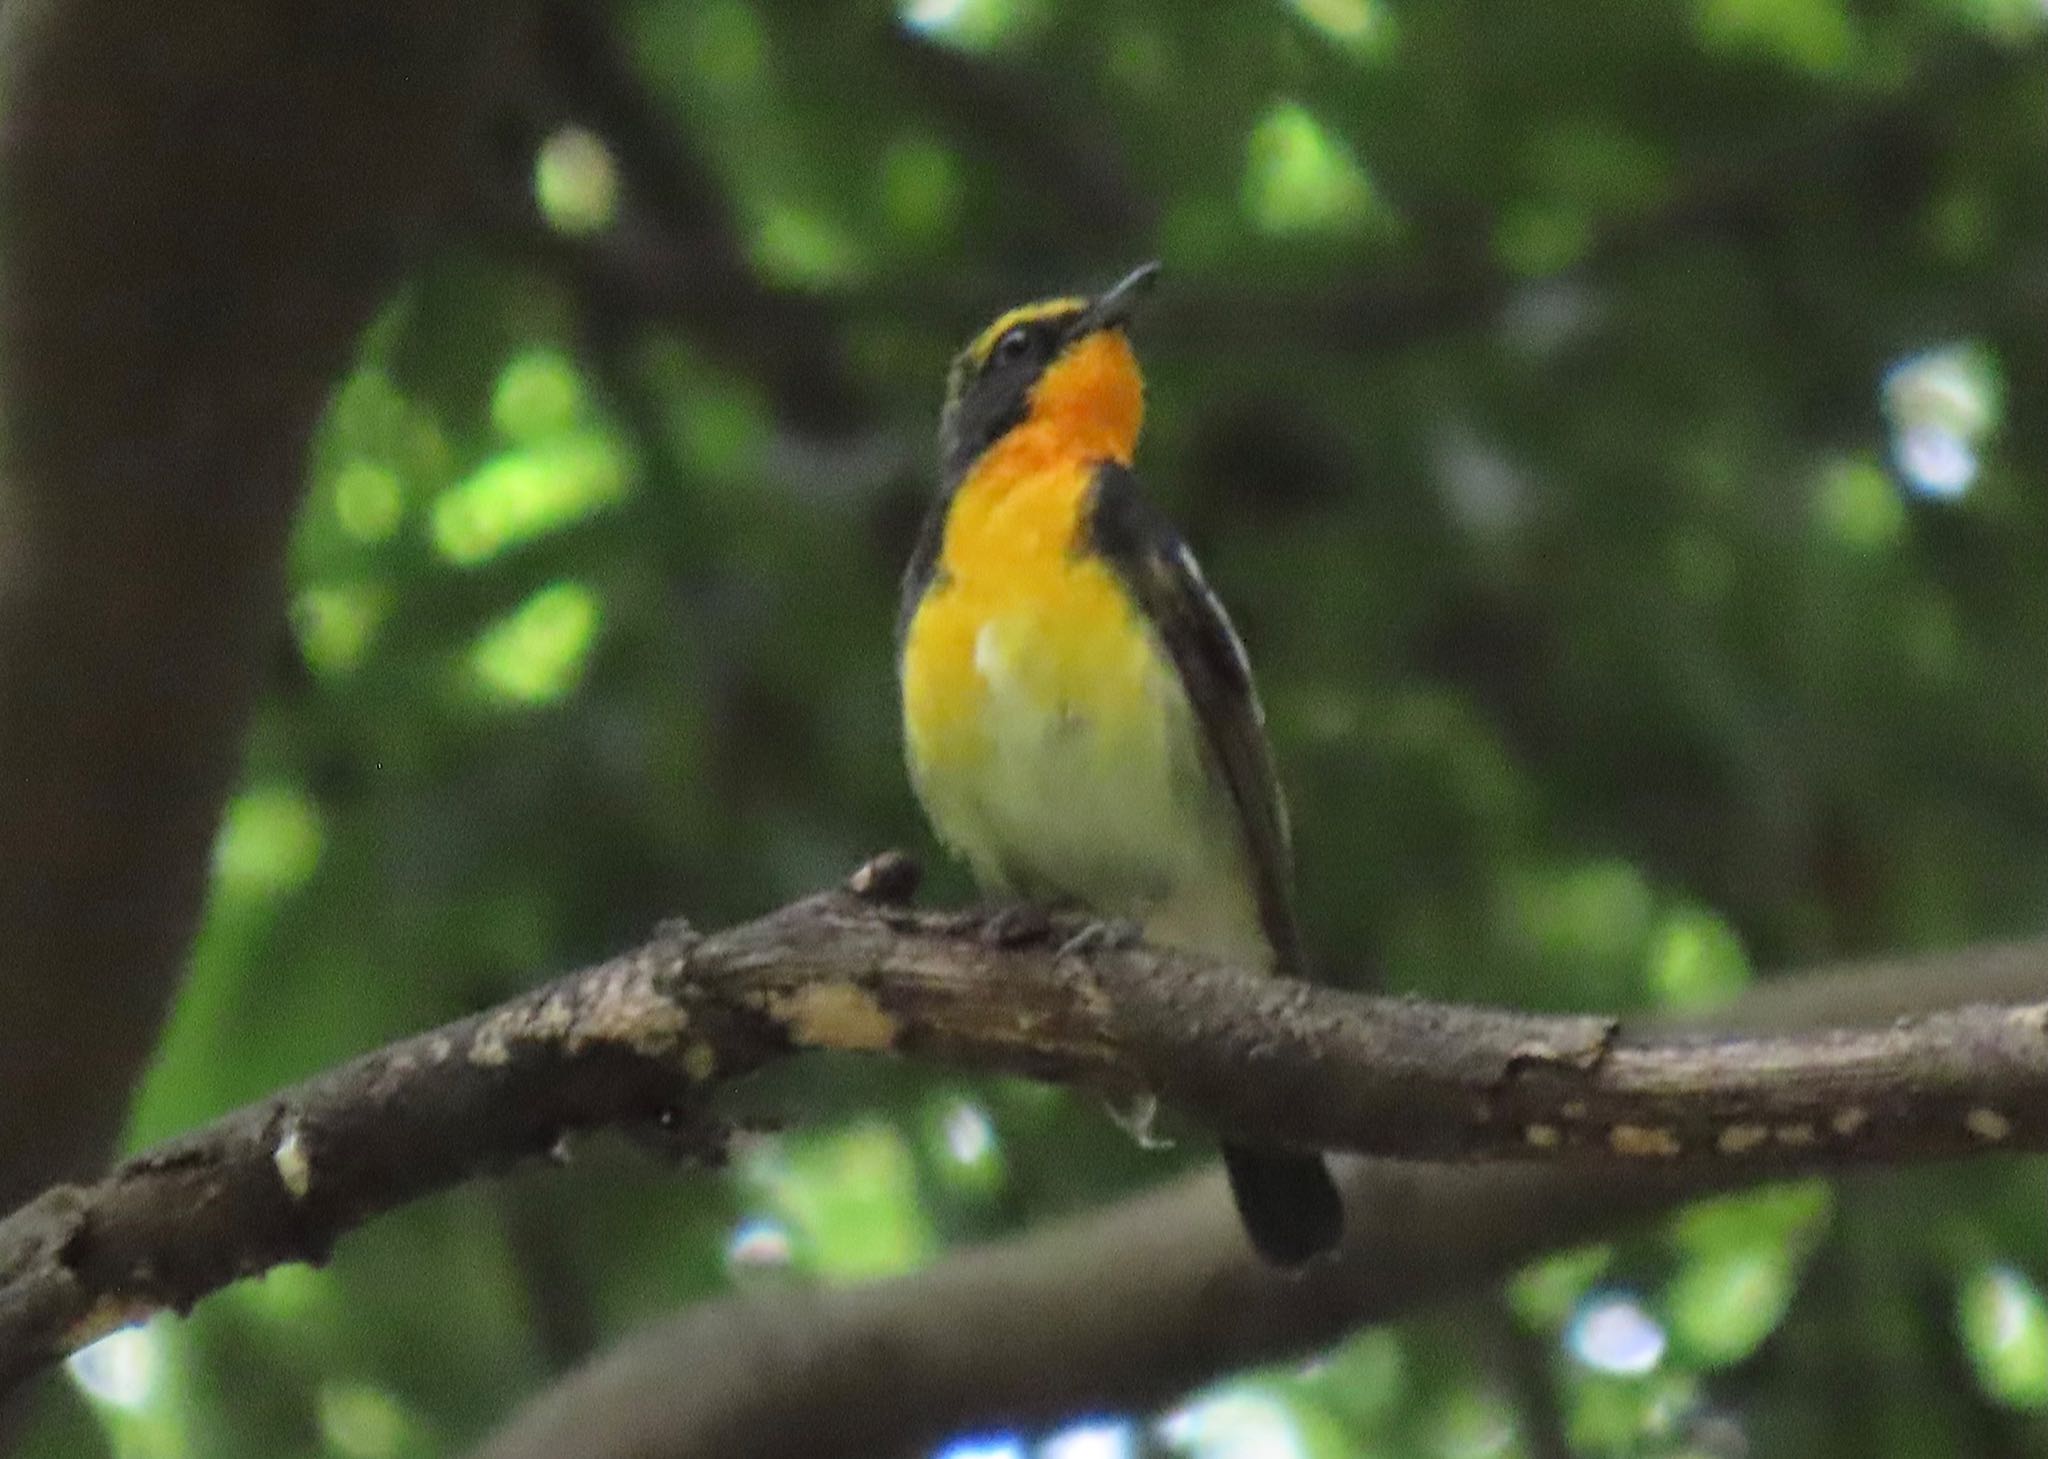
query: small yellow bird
[{"left": 896, "top": 263, "right": 1343, "bottom": 1266}]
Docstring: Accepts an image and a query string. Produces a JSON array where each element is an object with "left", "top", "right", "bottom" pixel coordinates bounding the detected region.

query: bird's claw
[
  {"left": 1057, "top": 918, "right": 1144, "bottom": 960},
  {"left": 1105, "top": 1092, "right": 1173, "bottom": 1150}
]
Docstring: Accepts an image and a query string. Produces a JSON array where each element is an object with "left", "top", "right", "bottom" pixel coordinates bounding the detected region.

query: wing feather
[{"left": 1086, "top": 463, "right": 1306, "bottom": 978}]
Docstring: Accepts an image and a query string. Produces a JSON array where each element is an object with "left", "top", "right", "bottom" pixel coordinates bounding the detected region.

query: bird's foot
[
  {"left": 1104, "top": 1092, "right": 1174, "bottom": 1150},
  {"left": 1057, "top": 917, "right": 1144, "bottom": 960}
]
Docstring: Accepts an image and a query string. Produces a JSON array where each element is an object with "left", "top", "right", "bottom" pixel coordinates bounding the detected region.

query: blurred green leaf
[
  {"left": 1511, "top": 1245, "right": 1616, "bottom": 1330},
  {"left": 534, "top": 127, "right": 621, "bottom": 237},
  {"left": 1672, "top": 1183, "right": 1832, "bottom": 1258},
  {"left": 1646, "top": 905, "right": 1751, "bottom": 1011},
  {"left": 213, "top": 785, "right": 324, "bottom": 901},
  {"left": 1243, "top": 101, "right": 1385, "bottom": 237},
  {"left": 1694, "top": 0, "right": 1858, "bottom": 73},
  {"left": 432, "top": 435, "right": 632, "bottom": 566},
  {"left": 1664, "top": 1247, "right": 1799, "bottom": 1368},
  {"left": 470, "top": 581, "right": 604, "bottom": 705},
  {"left": 748, "top": 1122, "right": 936, "bottom": 1280},
  {"left": 1957, "top": 1264, "right": 2048, "bottom": 1411}
]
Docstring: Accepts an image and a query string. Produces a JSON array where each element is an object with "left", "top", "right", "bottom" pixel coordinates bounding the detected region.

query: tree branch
[{"left": 2, "top": 857, "right": 2046, "bottom": 1401}]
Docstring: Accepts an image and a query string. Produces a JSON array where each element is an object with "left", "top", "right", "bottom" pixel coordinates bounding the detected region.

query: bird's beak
[{"left": 1072, "top": 261, "right": 1161, "bottom": 337}]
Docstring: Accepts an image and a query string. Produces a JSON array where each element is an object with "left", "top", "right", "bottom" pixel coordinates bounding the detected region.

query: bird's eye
[{"left": 993, "top": 327, "right": 1032, "bottom": 363}]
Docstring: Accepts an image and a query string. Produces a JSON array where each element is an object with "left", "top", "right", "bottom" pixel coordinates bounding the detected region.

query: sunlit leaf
[
  {"left": 879, "top": 135, "right": 963, "bottom": 243},
  {"left": 896, "top": 0, "right": 1042, "bottom": 52},
  {"left": 1672, "top": 1184, "right": 1832, "bottom": 1258},
  {"left": 431, "top": 434, "right": 631, "bottom": 565},
  {"left": 317, "top": 1382, "right": 415, "bottom": 1459},
  {"left": 1815, "top": 457, "right": 1905, "bottom": 551},
  {"left": 331, "top": 462, "right": 405, "bottom": 543},
  {"left": 1297, "top": 1329, "right": 1405, "bottom": 1427},
  {"left": 687, "top": 0, "right": 767, "bottom": 92},
  {"left": 752, "top": 202, "right": 869, "bottom": 287},
  {"left": 1280, "top": 0, "right": 1395, "bottom": 56},
  {"left": 749, "top": 1124, "right": 937, "bottom": 1279},
  {"left": 491, "top": 350, "right": 586, "bottom": 445},
  {"left": 213, "top": 785, "right": 324, "bottom": 899},
  {"left": 1695, "top": 0, "right": 1858, "bottom": 73},
  {"left": 1958, "top": 1265, "right": 2048, "bottom": 1410},
  {"left": 1503, "top": 859, "right": 1654, "bottom": 971},
  {"left": 1511, "top": 1245, "right": 1615, "bottom": 1329},
  {"left": 1565, "top": 1369, "right": 1701, "bottom": 1454},
  {"left": 1647, "top": 906, "right": 1751, "bottom": 1011},
  {"left": 1665, "top": 1248, "right": 1799, "bottom": 1367},
  {"left": 1495, "top": 205, "right": 1593, "bottom": 275},
  {"left": 470, "top": 581, "right": 603, "bottom": 705},
  {"left": 1243, "top": 102, "right": 1383, "bottom": 237},
  {"left": 534, "top": 126, "right": 620, "bottom": 236},
  {"left": 292, "top": 585, "right": 385, "bottom": 677},
  {"left": 1426, "top": 1387, "right": 1516, "bottom": 1459}
]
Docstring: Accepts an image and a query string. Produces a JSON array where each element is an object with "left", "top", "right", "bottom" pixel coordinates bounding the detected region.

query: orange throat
[
  {"left": 940, "top": 328, "right": 1146, "bottom": 551},
  {"left": 1018, "top": 327, "right": 1144, "bottom": 467}
]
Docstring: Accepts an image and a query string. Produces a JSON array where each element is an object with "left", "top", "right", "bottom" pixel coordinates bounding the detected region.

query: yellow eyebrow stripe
[{"left": 967, "top": 296, "right": 1084, "bottom": 367}]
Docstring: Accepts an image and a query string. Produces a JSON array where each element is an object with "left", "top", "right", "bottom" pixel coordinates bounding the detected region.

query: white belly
[{"left": 932, "top": 616, "right": 1266, "bottom": 966}]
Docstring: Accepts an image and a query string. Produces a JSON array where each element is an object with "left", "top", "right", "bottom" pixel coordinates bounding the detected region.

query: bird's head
[{"left": 938, "top": 261, "right": 1160, "bottom": 482}]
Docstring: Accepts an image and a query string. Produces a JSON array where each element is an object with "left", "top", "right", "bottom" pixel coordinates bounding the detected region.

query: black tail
[{"left": 1222, "top": 1145, "right": 1343, "bottom": 1267}]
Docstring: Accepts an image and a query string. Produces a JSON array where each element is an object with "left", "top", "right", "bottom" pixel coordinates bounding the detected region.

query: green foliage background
[{"left": 27, "top": 0, "right": 2048, "bottom": 1454}]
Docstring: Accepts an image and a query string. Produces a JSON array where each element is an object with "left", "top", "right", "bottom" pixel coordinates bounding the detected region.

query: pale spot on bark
[
  {"left": 684, "top": 1041, "right": 718, "bottom": 1083},
  {"left": 532, "top": 995, "right": 575, "bottom": 1040},
  {"left": 469, "top": 1020, "right": 512, "bottom": 1067},
  {"left": 566, "top": 968, "right": 689, "bottom": 1058},
  {"left": 1967, "top": 1107, "right": 2012, "bottom": 1142},
  {"left": 1718, "top": 1124, "right": 1770, "bottom": 1155},
  {"left": 468, "top": 970, "right": 690, "bottom": 1066},
  {"left": 1775, "top": 1123, "right": 1817, "bottom": 1148},
  {"left": 1831, "top": 1107, "right": 1869, "bottom": 1137},
  {"left": 272, "top": 1125, "right": 312, "bottom": 1200},
  {"left": 770, "top": 983, "right": 899, "bottom": 1051},
  {"left": 1561, "top": 1101, "right": 1588, "bottom": 1121},
  {"left": 1524, "top": 1123, "right": 1561, "bottom": 1149},
  {"left": 1609, "top": 1124, "right": 1681, "bottom": 1157},
  {"left": 2004, "top": 1004, "right": 2048, "bottom": 1037},
  {"left": 1507, "top": 1024, "right": 1611, "bottom": 1071}
]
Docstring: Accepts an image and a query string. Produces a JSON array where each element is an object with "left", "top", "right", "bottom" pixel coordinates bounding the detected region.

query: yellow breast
[
  {"left": 901, "top": 454, "right": 1154, "bottom": 794},
  {"left": 900, "top": 450, "right": 1249, "bottom": 936}
]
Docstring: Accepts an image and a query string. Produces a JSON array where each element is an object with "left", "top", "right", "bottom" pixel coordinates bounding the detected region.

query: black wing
[
  {"left": 895, "top": 486, "right": 953, "bottom": 653},
  {"left": 1086, "top": 463, "right": 1307, "bottom": 979}
]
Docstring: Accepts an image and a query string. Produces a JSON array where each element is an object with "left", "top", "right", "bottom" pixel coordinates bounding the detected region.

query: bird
[{"left": 895, "top": 261, "right": 1344, "bottom": 1266}]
